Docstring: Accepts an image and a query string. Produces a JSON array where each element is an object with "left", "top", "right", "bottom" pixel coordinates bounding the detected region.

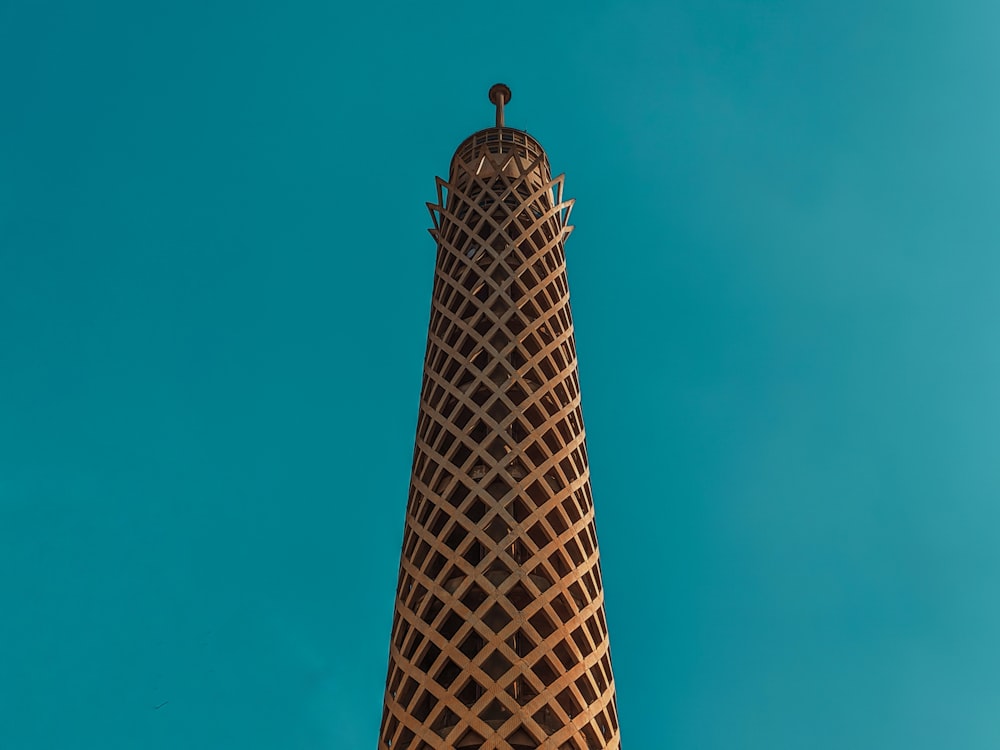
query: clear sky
[{"left": 2, "top": 1, "right": 999, "bottom": 748}]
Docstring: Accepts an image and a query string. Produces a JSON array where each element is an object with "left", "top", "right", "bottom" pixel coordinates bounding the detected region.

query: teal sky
[{"left": 2, "top": 1, "right": 999, "bottom": 747}]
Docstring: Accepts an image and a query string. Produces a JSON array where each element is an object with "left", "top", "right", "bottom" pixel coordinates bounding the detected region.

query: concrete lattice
[{"left": 378, "top": 92, "right": 620, "bottom": 750}]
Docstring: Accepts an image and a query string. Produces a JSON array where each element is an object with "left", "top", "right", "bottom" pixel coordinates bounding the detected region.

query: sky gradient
[{"left": 2, "top": 1, "right": 999, "bottom": 748}]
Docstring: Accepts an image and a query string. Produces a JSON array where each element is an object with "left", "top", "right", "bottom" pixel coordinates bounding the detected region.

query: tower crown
[
  {"left": 449, "top": 85, "right": 549, "bottom": 179},
  {"left": 450, "top": 128, "right": 550, "bottom": 185}
]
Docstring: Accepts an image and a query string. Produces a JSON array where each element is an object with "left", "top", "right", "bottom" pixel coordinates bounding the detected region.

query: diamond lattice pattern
[{"left": 378, "top": 129, "right": 620, "bottom": 750}]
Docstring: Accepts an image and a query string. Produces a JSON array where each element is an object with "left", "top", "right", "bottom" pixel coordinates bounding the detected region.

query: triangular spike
[{"left": 426, "top": 202, "right": 442, "bottom": 229}]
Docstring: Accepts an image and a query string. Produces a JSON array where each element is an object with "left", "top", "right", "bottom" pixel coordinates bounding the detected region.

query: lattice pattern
[{"left": 378, "top": 126, "right": 620, "bottom": 750}]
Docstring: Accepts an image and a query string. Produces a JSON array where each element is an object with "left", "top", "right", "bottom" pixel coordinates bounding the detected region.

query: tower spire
[{"left": 489, "top": 83, "right": 512, "bottom": 128}]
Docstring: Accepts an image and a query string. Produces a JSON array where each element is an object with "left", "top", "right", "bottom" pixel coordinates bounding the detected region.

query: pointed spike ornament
[{"left": 377, "top": 88, "right": 621, "bottom": 750}]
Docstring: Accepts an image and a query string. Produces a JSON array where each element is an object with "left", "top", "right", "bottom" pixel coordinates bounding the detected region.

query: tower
[{"left": 378, "top": 85, "right": 620, "bottom": 750}]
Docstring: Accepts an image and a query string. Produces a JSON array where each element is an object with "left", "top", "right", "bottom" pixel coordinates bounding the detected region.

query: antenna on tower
[{"left": 488, "top": 83, "right": 512, "bottom": 127}]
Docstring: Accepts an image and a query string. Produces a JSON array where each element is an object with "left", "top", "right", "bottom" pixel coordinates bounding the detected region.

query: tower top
[{"left": 488, "top": 83, "right": 512, "bottom": 127}]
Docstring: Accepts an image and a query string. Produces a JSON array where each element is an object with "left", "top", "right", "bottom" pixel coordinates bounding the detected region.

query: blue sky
[{"left": 2, "top": 1, "right": 999, "bottom": 748}]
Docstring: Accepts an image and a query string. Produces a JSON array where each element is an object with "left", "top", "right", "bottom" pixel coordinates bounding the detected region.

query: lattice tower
[{"left": 378, "top": 85, "right": 620, "bottom": 750}]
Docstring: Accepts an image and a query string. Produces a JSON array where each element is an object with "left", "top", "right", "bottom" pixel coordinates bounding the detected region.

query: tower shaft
[{"left": 378, "top": 97, "right": 620, "bottom": 750}]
